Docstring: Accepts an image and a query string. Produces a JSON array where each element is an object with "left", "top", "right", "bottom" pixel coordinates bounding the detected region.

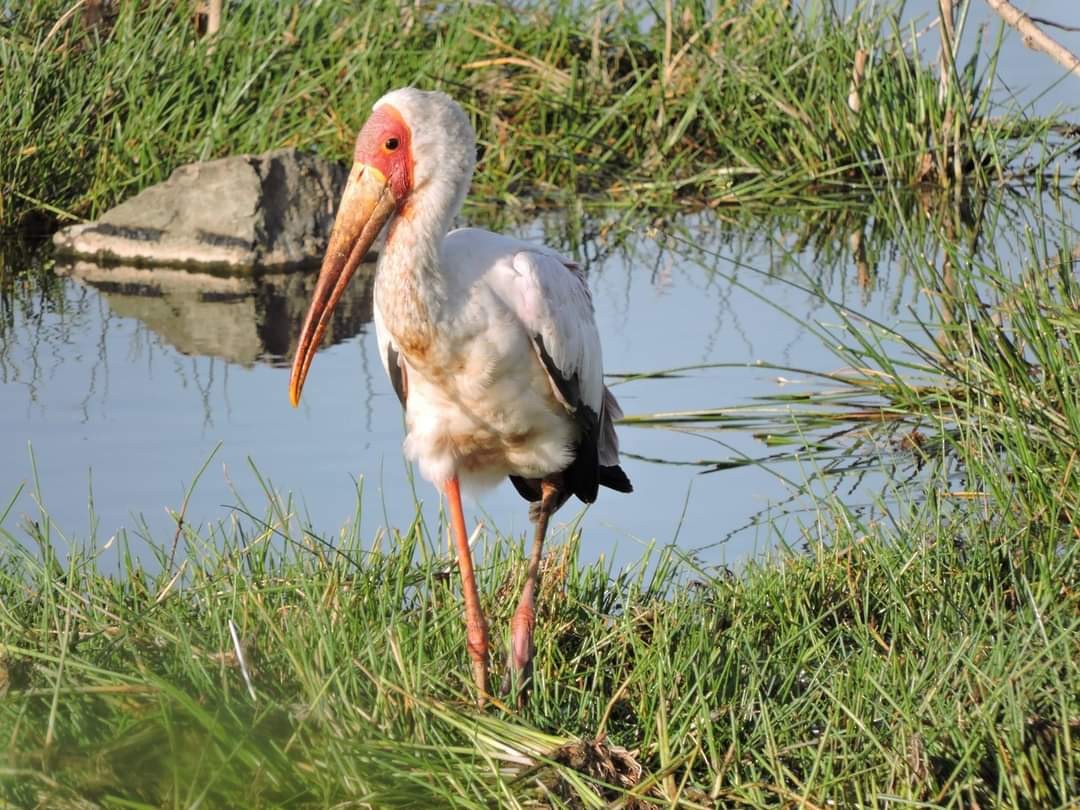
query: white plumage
[
  {"left": 374, "top": 228, "right": 617, "bottom": 491},
  {"left": 290, "top": 87, "right": 630, "bottom": 702}
]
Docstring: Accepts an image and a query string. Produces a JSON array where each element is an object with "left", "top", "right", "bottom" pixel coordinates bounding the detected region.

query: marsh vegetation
[
  {"left": 2, "top": 0, "right": 1070, "bottom": 232},
  {"left": 1, "top": 1, "right": 1078, "bottom": 807}
]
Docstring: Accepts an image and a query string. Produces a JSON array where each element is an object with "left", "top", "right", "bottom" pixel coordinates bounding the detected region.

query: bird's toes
[{"left": 500, "top": 657, "right": 534, "bottom": 705}]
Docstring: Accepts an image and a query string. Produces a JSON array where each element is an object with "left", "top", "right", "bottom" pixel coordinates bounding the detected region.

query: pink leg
[
  {"left": 445, "top": 476, "right": 489, "bottom": 704},
  {"left": 504, "top": 480, "right": 559, "bottom": 703}
]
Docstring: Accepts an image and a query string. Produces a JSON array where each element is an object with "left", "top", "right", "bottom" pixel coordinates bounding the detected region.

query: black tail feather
[
  {"left": 565, "top": 433, "right": 600, "bottom": 504},
  {"left": 509, "top": 462, "right": 632, "bottom": 513},
  {"left": 599, "top": 464, "right": 633, "bottom": 493},
  {"left": 509, "top": 475, "right": 540, "bottom": 502}
]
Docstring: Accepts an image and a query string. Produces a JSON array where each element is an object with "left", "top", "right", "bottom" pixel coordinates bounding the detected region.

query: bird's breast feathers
[
  {"left": 402, "top": 368, "right": 576, "bottom": 490},
  {"left": 373, "top": 228, "right": 602, "bottom": 488}
]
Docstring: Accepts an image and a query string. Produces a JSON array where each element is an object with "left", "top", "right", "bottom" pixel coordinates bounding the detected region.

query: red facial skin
[{"left": 353, "top": 104, "right": 414, "bottom": 205}]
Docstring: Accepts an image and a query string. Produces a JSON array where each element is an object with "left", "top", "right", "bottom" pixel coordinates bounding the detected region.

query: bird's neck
[{"left": 375, "top": 188, "right": 455, "bottom": 362}]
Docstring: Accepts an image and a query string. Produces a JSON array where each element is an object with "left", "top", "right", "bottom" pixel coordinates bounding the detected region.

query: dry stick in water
[
  {"left": 1026, "top": 16, "right": 1080, "bottom": 34},
  {"left": 848, "top": 49, "right": 869, "bottom": 113},
  {"left": 938, "top": 0, "right": 957, "bottom": 103},
  {"left": 938, "top": 0, "right": 960, "bottom": 184},
  {"left": 984, "top": 0, "right": 1080, "bottom": 77},
  {"left": 206, "top": 0, "right": 223, "bottom": 37}
]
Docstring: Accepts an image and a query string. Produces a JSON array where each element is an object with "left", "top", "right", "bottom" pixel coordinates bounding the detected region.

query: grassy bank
[
  {"left": 1, "top": 471, "right": 1076, "bottom": 807},
  {"left": 1, "top": 0, "right": 1064, "bottom": 233}
]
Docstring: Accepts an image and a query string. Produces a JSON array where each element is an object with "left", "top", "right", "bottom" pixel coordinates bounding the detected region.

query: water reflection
[{"left": 56, "top": 260, "right": 374, "bottom": 368}]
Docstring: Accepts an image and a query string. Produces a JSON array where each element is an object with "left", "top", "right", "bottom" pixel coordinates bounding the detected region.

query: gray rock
[{"left": 53, "top": 148, "right": 348, "bottom": 270}]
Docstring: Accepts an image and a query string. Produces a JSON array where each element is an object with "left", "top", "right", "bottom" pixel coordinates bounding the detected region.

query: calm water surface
[{"left": 4, "top": 186, "right": 1077, "bottom": 572}]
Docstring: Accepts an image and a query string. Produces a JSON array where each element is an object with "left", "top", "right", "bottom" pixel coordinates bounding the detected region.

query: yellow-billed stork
[{"left": 289, "top": 88, "right": 631, "bottom": 703}]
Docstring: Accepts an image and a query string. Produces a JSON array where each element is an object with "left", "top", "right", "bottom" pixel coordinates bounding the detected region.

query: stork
[{"left": 289, "top": 88, "right": 631, "bottom": 703}]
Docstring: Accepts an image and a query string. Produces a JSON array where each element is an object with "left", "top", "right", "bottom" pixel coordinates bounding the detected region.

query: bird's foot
[
  {"left": 500, "top": 654, "right": 533, "bottom": 706},
  {"left": 501, "top": 604, "right": 535, "bottom": 706}
]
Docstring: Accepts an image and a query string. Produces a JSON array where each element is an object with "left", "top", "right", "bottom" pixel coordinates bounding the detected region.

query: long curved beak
[{"left": 290, "top": 164, "right": 396, "bottom": 407}]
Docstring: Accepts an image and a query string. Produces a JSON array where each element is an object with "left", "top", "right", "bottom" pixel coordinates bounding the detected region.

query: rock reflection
[{"left": 55, "top": 260, "right": 374, "bottom": 367}]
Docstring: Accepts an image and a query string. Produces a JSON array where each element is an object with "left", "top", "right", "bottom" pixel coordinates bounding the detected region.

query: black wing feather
[
  {"left": 531, "top": 334, "right": 601, "bottom": 503},
  {"left": 387, "top": 344, "right": 407, "bottom": 407}
]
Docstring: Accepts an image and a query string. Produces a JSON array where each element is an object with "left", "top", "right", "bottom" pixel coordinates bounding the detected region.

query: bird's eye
[{"left": 384, "top": 137, "right": 399, "bottom": 151}]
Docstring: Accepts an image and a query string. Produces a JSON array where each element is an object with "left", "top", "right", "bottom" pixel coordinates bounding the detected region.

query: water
[{"left": 4, "top": 181, "right": 1077, "bottom": 574}]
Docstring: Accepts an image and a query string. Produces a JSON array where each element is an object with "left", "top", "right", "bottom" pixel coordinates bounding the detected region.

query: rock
[
  {"left": 55, "top": 259, "right": 374, "bottom": 367},
  {"left": 53, "top": 148, "right": 348, "bottom": 270}
]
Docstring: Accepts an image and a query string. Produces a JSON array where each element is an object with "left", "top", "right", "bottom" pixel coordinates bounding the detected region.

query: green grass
[
  {"left": 1, "top": 0, "right": 1068, "bottom": 233},
  {"left": 1, "top": 458, "right": 1076, "bottom": 808},
  {"left": 3, "top": 2, "right": 1079, "bottom": 806}
]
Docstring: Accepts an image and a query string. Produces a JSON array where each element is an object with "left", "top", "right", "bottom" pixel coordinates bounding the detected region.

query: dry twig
[
  {"left": 848, "top": 48, "right": 869, "bottom": 113},
  {"left": 206, "top": 0, "right": 223, "bottom": 37},
  {"left": 938, "top": 0, "right": 957, "bottom": 102},
  {"left": 984, "top": 0, "right": 1080, "bottom": 77}
]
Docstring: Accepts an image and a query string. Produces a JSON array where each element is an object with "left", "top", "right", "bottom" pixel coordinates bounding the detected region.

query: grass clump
[
  {"left": 620, "top": 186, "right": 1080, "bottom": 528},
  {"left": 0, "top": 462, "right": 1077, "bottom": 807},
  {"left": 1, "top": 0, "right": 1063, "bottom": 232}
]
